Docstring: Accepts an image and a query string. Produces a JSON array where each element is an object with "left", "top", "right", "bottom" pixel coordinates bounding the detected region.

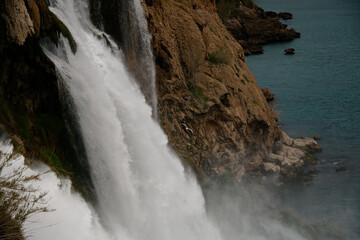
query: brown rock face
[
  {"left": 1, "top": 0, "right": 35, "bottom": 45},
  {"left": 142, "top": 0, "right": 285, "bottom": 179}
]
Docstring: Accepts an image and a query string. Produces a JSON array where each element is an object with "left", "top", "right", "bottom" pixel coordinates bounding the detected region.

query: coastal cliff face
[
  {"left": 142, "top": 0, "right": 284, "bottom": 179},
  {"left": 142, "top": 0, "right": 319, "bottom": 179}
]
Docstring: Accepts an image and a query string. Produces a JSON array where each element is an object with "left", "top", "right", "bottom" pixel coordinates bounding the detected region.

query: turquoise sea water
[{"left": 248, "top": 0, "right": 360, "bottom": 238}]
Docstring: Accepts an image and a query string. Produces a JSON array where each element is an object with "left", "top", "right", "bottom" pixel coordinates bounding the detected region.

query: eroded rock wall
[{"left": 142, "top": 0, "right": 285, "bottom": 179}]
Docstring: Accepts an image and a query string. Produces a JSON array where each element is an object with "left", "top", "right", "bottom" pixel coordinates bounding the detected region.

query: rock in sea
[{"left": 285, "top": 48, "right": 295, "bottom": 54}]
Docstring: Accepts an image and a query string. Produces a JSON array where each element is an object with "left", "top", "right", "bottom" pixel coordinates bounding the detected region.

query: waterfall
[
  {"left": 129, "top": 0, "right": 158, "bottom": 118},
  {"left": 42, "top": 0, "right": 222, "bottom": 239}
]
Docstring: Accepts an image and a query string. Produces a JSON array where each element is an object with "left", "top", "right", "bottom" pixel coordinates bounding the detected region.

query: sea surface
[{"left": 248, "top": 0, "right": 360, "bottom": 238}]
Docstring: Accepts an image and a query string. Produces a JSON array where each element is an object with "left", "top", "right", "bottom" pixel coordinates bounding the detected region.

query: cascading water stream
[
  {"left": 42, "top": 0, "right": 222, "bottom": 239},
  {"left": 129, "top": 0, "right": 158, "bottom": 118}
]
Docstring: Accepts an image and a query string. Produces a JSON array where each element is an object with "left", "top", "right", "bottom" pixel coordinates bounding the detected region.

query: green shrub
[
  {"left": 0, "top": 153, "right": 51, "bottom": 238},
  {"left": 187, "top": 81, "right": 210, "bottom": 101},
  {"left": 40, "top": 149, "right": 65, "bottom": 174},
  {"left": 207, "top": 47, "right": 229, "bottom": 65}
]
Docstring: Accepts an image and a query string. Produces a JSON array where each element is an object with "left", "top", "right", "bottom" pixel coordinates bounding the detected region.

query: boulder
[
  {"left": 285, "top": 48, "right": 295, "bottom": 54},
  {"left": 262, "top": 88, "right": 275, "bottom": 102},
  {"left": 313, "top": 135, "right": 320, "bottom": 140},
  {"left": 265, "top": 11, "right": 278, "bottom": 18},
  {"left": 278, "top": 12, "right": 293, "bottom": 20},
  {"left": 267, "top": 132, "right": 322, "bottom": 176}
]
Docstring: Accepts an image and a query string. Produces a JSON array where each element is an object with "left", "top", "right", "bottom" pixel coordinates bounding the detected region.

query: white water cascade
[
  {"left": 41, "top": 0, "right": 223, "bottom": 239},
  {"left": 129, "top": 0, "right": 158, "bottom": 117}
]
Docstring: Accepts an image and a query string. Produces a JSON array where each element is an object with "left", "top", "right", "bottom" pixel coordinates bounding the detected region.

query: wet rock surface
[{"left": 265, "top": 131, "right": 322, "bottom": 176}]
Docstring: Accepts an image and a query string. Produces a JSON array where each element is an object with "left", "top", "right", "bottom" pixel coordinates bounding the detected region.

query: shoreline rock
[
  {"left": 278, "top": 12, "right": 293, "bottom": 20},
  {"left": 285, "top": 48, "right": 295, "bottom": 54},
  {"left": 262, "top": 88, "right": 275, "bottom": 102},
  {"left": 264, "top": 131, "right": 322, "bottom": 177},
  {"left": 217, "top": 1, "right": 300, "bottom": 55}
]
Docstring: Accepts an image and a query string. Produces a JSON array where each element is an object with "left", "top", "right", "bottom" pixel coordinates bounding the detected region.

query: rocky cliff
[
  {"left": 140, "top": 0, "right": 318, "bottom": 180},
  {"left": 142, "top": 0, "right": 281, "bottom": 179}
]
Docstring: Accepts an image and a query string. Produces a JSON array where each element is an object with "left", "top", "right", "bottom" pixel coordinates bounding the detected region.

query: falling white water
[
  {"left": 129, "top": 0, "right": 158, "bottom": 118},
  {"left": 0, "top": 138, "right": 111, "bottom": 240},
  {"left": 42, "top": 0, "right": 222, "bottom": 239}
]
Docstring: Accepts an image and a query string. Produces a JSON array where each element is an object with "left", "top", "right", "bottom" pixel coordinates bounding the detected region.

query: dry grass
[{"left": 0, "top": 152, "right": 51, "bottom": 239}]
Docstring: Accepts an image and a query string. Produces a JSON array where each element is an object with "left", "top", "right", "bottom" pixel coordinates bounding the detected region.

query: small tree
[{"left": 0, "top": 151, "right": 51, "bottom": 240}]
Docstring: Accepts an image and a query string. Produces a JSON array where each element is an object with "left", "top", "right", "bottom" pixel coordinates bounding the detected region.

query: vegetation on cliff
[{"left": 0, "top": 150, "right": 50, "bottom": 240}]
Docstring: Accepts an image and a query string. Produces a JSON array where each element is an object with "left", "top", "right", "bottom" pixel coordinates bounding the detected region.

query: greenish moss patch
[
  {"left": 184, "top": 157, "right": 208, "bottom": 182},
  {"left": 186, "top": 81, "right": 210, "bottom": 102},
  {"left": 303, "top": 153, "right": 317, "bottom": 165},
  {"left": 207, "top": 47, "right": 230, "bottom": 65},
  {"left": 40, "top": 149, "right": 65, "bottom": 174},
  {"left": 217, "top": 170, "right": 236, "bottom": 184},
  {"left": 243, "top": 74, "right": 252, "bottom": 83},
  {"left": 48, "top": 19, "right": 77, "bottom": 54}
]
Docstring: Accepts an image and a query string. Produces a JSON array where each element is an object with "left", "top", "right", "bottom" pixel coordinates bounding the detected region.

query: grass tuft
[
  {"left": 186, "top": 81, "right": 210, "bottom": 102},
  {"left": 207, "top": 47, "right": 230, "bottom": 65}
]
